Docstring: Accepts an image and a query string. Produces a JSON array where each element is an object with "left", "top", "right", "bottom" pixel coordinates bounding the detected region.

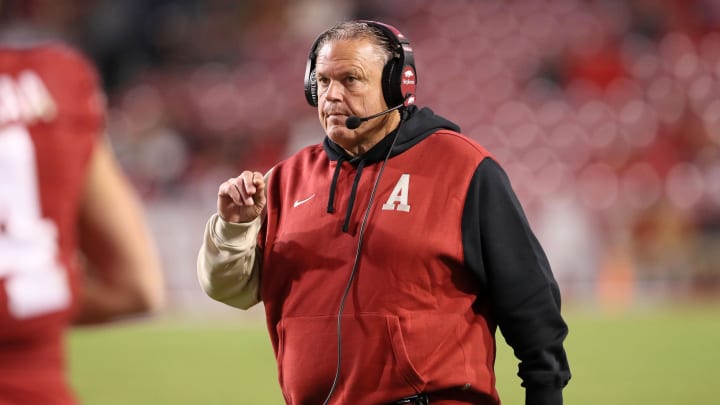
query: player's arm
[{"left": 73, "top": 139, "right": 165, "bottom": 325}]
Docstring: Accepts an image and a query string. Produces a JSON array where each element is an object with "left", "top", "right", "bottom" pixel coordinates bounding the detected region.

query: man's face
[{"left": 315, "top": 38, "right": 391, "bottom": 155}]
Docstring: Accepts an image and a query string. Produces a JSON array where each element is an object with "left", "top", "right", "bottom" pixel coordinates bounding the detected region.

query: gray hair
[{"left": 315, "top": 21, "right": 395, "bottom": 66}]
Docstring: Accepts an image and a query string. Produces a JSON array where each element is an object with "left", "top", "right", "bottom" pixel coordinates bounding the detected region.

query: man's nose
[{"left": 324, "top": 80, "right": 343, "bottom": 101}]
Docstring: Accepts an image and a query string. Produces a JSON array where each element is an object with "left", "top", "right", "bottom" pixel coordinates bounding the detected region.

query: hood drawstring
[
  {"left": 326, "top": 155, "right": 367, "bottom": 233},
  {"left": 342, "top": 158, "right": 366, "bottom": 233},
  {"left": 327, "top": 155, "right": 347, "bottom": 214}
]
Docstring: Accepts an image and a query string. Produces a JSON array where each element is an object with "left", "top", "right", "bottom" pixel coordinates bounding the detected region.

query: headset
[{"left": 303, "top": 20, "right": 417, "bottom": 110}]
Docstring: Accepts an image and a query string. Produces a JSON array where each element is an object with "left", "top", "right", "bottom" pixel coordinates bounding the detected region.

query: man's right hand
[{"left": 217, "top": 171, "right": 267, "bottom": 223}]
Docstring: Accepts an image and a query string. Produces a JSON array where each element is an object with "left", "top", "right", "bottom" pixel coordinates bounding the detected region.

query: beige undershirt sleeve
[{"left": 197, "top": 214, "right": 262, "bottom": 309}]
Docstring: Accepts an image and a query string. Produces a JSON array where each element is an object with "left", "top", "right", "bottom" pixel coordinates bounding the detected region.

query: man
[
  {"left": 198, "top": 20, "right": 570, "bottom": 405},
  {"left": 0, "top": 41, "right": 165, "bottom": 403}
]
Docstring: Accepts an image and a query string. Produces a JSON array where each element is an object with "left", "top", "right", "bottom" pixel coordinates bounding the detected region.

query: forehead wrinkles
[{"left": 315, "top": 40, "right": 385, "bottom": 74}]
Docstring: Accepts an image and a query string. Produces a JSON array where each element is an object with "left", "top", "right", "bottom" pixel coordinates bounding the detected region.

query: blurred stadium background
[{"left": 3, "top": 0, "right": 720, "bottom": 403}]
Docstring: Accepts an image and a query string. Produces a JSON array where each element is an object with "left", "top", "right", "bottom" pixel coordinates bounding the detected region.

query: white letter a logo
[{"left": 382, "top": 174, "right": 411, "bottom": 212}]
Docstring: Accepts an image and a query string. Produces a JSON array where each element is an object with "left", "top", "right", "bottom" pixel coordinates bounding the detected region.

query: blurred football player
[{"left": 0, "top": 38, "right": 165, "bottom": 404}]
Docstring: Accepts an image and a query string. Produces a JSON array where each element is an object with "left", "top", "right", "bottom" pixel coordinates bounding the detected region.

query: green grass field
[{"left": 69, "top": 304, "right": 720, "bottom": 404}]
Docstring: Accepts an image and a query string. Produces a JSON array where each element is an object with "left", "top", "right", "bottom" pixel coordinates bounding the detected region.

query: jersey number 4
[{"left": 0, "top": 124, "right": 71, "bottom": 319}]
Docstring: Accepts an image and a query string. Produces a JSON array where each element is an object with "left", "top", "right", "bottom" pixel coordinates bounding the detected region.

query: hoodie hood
[{"left": 321, "top": 106, "right": 461, "bottom": 233}]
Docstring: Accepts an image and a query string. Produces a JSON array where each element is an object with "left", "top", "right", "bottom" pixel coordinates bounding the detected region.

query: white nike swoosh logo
[{"left": 293, "top": 194, "right": 315, "bottom": 207}]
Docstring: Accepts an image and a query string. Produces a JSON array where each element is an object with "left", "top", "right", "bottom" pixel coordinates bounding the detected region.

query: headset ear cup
[
  {"left": 304, "top": 67, "right": 318, "bottom": 107},
  {"left": 304, "top": 34, "right": 321, "bottom": 107},
  {"left": 381, "top": 59, "right": 400, "bottom": 107},
  {"left": 309, "top": 69, "right": 318, "bottom": 106}
]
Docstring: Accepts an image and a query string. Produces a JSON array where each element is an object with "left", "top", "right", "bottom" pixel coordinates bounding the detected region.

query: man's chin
[
  {"left": 327, "top": 129, "right": 357, "bottom": 148},
  {"left": 326, "top": 125, "right": 351, "bottom": 138},
  {"left": 327, "top": 131, "right": 345, "bottom": 142}
]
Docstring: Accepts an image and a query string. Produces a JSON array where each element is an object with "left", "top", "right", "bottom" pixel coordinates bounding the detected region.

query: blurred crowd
[{"left": 3, "top": 0, "right": 719, "bottom": 309}]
